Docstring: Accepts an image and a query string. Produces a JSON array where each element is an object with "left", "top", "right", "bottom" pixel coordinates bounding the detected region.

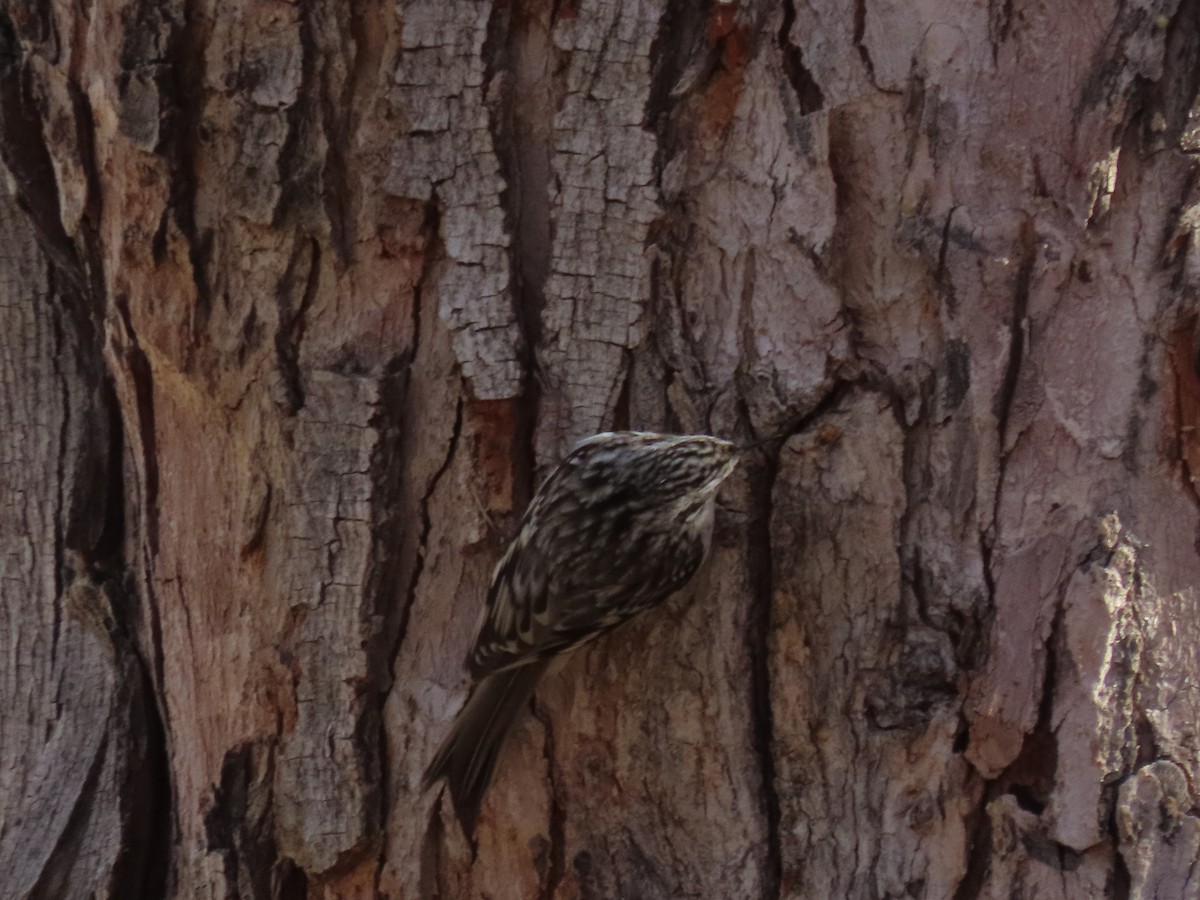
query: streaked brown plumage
[{"left": 423, "top": 431, "right": 738, "bottom": 832}]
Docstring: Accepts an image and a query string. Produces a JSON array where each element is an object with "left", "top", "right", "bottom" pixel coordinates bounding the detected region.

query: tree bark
[{"left": 2, "top": 0, "right": 1199, "bottom": 898}]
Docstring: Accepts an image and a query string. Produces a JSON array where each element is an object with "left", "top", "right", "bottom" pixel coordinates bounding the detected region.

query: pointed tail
[{"left": 423, "top": 660, "right": 549, "bottom": 832}]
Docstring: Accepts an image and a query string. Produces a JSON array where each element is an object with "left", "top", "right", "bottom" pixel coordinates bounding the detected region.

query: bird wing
[{"left": 466, "top": 517, "right": 707, "bottom": 677}]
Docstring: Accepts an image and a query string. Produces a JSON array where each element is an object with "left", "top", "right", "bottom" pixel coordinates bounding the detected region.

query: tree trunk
[{"left": 2, "top": 0, "right": 1199, "bottom": 897}]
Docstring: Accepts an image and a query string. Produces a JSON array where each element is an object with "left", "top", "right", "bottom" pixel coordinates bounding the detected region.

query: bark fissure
[
  {"left": 987, "top": 0, "right": 1015, "bottom": 60},
  {"left": 746, "top": 445, "right": 783, "bottom": 899},
  {"left": 124, "top": 613, "right": 175, "bottom": 898},
  {"left": 778, "top": 0, "right": 824, "bottom": 114},
  {"left": 851, "top": 0, "right": 876, "bottom": 86},
  {"left": 394, "top": 398, "right": 464, "bottom": 672},
  {"left": 645, "top": 0, "right": 709, "bottom": 127},
  {"left": 985, "top": 215, "right": 1036, "bottom": 568},
  {"left": 935, "top": 206, "right": 959, "bottom": 310},
  {"left": 64, "top": 79, "right": 108, "bottom": 319},
  {"left": 486, "top": 0, "right": 553, "bottom": 357},
  {"left": 0, "top": 39, "right": 88, "bottom": 295},
  {"left": 50, "top": 277, "right": 70, "bottom": 668},
  {"left": 367, "top": 362, "right": 425, "bottom": 895},
  {"left": 995, "top": 217, "right": 1035, "bottom": 456},
  {"left": 952, "top": 792, "right": 993, "bottom": 900},
  {"left": 317, "top": 3, "right": 362, "bottom": 268},
  {"left": 275, "top": 237, "right": 321, "bottom": 413},
  {"left": 532, "top": 703, "right": 566, "bottom": 900},
  {"left": 161, "top": 0, "right": 214, "bottom": 341},
  {"left": 483, "top": 0, "right": 552, "bottom": 498},
  {"left": 110, "top": 289, "right": 174, "bottom": 786}
]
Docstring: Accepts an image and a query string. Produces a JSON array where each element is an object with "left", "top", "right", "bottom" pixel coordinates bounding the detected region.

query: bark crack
[
  {"left": 275, "top": 237, "right": 321, "bottom": 413},
  {"left": 532, "top": 702, "right": 566, "bottom": 900},
  {"left": 392, "top": 398, "right": 464, "bottom": 672},
  {"left": 160, "top": 0, "right": 214, "bottom": 350},
  {"left": 484, "top": 0, "right": 553, "bottom": 490},
  {"left": 50, "top": 267, "right": 70, "bottom": 672},
  {"left": 746, "top": 444, "right": 783, "bottom": 899},
  {"left": 376, "top": 397, "right": 462, "bottom": 889},
  {"left": 852, "top": 0, "right": 877, "bottom": 85},
  {"left": 778, "top": 0, "right": 825, "bottom": 115},
  {"left": 985, "top": 216, "right": 1035, "bottom": 567}
]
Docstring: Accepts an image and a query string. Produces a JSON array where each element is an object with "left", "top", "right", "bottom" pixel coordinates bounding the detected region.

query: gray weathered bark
[{"left": 2, "top": 0, "right": 1200, "bottom": 897}]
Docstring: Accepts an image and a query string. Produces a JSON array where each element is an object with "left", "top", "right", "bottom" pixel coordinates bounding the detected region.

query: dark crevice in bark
[
  {"left": 978, "top": 524, "right": 997, "bottom": 635},
  {"left": 418, "top": 805, "right": 447, "bottom": 899},
  {"left": 898, "top": 415, "right": 929, "bottom": 634},
  {"left": 1171, "top": 319, "right": 1200, "bottom": 511},
  {"left": 0, "top": 10, "right": 14, "bottom": 68},
  {"left": 160, "top": 0, "right": 215, "bottom": 348},
  {"left": 114, "top": 293, "right": 162, "bottom": 559},
  {"left": 203, "top": 741, "right": 288, "bottom": 899},
  {"left": 388, "top": 395, "right": 463, "bottom": 882},
  {"left": 770, "top": 378, "right": 858, "bottom": 445},
  {"left": 274, "top": 237, "right": 321, "bottom": 414},
  {"left": 995, "top": 216, "right": 1035, "bottom": 454},
  {"left": 1154, "top": 0, "right": 1200, "bottom": 150},
  {"left": 389, "top": 396, "right": 463, "bottom": 683},
  {"left": 895, "top": 374, "right": 988, "bottom": 673},
  {"left": 1012, "top": 595, "right": 1064, "bottom": 810},
  {"left": 410, "top": 197, "right": 440, "bottom": 372},
  {"left": 115, "top": 636, "right": 174, "bottom": 900},
  {"left": 0, "top": 29, "right": 89, "bottom": 298},
  {"left": 745, "top": 446, "right": 783, "bottom": 899},
  {"left": 1077, "top": 1, "right": 1192, "bottom": 134},
  {"left": 50, "top": 272, "right": 70, "bottom": 669},
  {"left": 87, "top": 376, "right": 127, "bottom": 567},
  {"left": 611, "top": 357, "right": 632, "bottom": 431},
  {"left": 986, "top": 0, "right": 1015, "bottom": 61},
  {"left": 901, "top": 71, "right": 929, "bottom": 172},
  {"left": 1111, "top": 831, "right": 1133, "bottom": 899},
  {"left": 63, "top": 81, "right": 108, "bottom": 324},
  {"left": 972, "top": 219, "right": 1033, "bottom": 714},
  {"left": 826, "top": 109, "right": 870, "bottom": 364},
  {"left": 935, "top": 206, "right": 959, "bottom": 311},
  {"left": 532, "top": 703, "right": 566, "bottom": 900},
  {"left": 346, "top": 0, "right": 387, "bottom": 143},
  {"left": 851, "top": 0, "right": 877, "bottom": 86},
  {"left": 778, "top": 0, "right": 824, "bottom": 114},
  {"left": 279, "top": 0, "right": 330, "bottom": 243},
  {"left": 379, "top": 191, "right": 445, "bottom": 765},
  {"left": 276, "top": 859, "right": 308, "bottom": 899},
  {"left": 1166, "top": 167, "right": 1200, "bottom": 293},
  {"left": 955, "top": 588, "right": 1070, "bottom": 899},
  {"left": 109, "top": 290, "right": 177, "bottom": 870},
  {"left": 952, "top": 792, "right": 993, "bottom": 900},
  {"left": 318, "top": 2, "right": 363, "bottom": 269},
  {"left": 1153, "top": 1, "right": 1200, "bottom": 292},
  {"left": 484, "top": 0, "right": 554, "bottom": 494},
  {"left": 367, "top": 355, "right": 423, "bottom": 894},
  {"left": 984, "top": 215, "right": 1035, "bottom": 568},
  {"left": 646, "top": 0, "right": 711, "bottom": 128},
  {"left": 1122, "top": 331, "right": 1157, "bottom": 476},
  {"left": 378, "top": 188, "right": 442, "bottom": 660}
]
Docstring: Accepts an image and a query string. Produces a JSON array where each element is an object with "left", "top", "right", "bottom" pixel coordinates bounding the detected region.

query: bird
[{"left": 422, "top": 431, "right": 739, "bottom": 833}]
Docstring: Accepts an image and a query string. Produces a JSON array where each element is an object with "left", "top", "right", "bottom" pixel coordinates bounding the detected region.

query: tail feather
[{"left": 423, "top": 660, "right": 549, "bottom": 832}]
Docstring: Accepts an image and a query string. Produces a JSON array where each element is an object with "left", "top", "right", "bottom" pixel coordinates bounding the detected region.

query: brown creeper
[{"left": 423, "top": 431, "right": 738, "bottom": 831}]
